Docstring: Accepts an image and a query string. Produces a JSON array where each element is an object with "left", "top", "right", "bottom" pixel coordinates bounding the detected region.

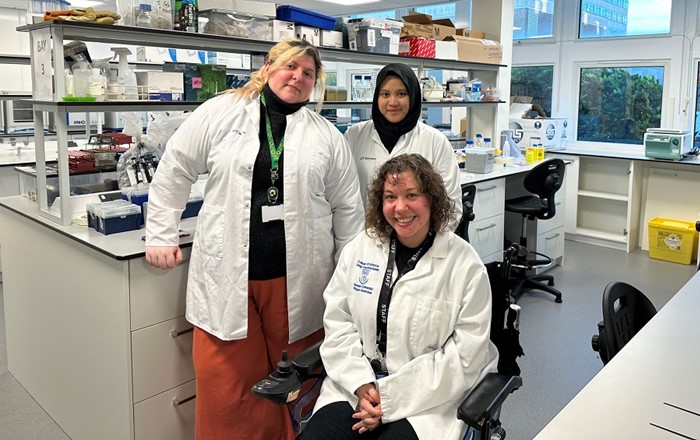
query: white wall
[{"left": 512, "top": 0, "right": 700, "bottom": 152}]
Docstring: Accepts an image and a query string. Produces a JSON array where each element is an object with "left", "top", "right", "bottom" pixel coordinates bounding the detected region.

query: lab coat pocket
[
  {"left": 193, "top": 206, "right": 224, "bottom": 258},
  {"left": 312, "top": 213, "right": 334, "bottom": 271},
  {"left": 409, "top": 296, "right": 458, "bottom": 353}
]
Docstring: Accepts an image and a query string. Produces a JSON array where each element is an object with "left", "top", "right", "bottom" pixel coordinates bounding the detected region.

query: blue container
[
  {"left": 276, "top": 5, "right": 335, "bottom": 30},
  {"left": 97, "top": 213, "right": 141, "bottom": 235},
  {"left": 181, "top": 199, "right": 203, "bottom": 219}
]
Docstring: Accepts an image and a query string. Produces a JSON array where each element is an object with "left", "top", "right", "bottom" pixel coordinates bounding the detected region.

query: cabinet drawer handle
[
  {"left": 476, "top": 223, "right": 497, "bottom": 232},
  {"left": 171, "top": 327, "right": 195, "bottom": 338},
  {"left": 545, "top": 233, "right": 561, "bottom": 240},
  {"left": 477, "top": 185, "right": 498, "bottom": 192},
  {"left": 172, "top": 394, "right": 196, "bottom": 407}
]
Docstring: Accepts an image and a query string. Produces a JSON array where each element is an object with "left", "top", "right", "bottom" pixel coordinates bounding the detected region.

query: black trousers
[{"left": 299, "top": 401, "right": 419, "bottom": 440}]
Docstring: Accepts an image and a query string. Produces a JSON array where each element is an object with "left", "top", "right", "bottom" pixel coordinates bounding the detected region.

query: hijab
[{"left": 371, "top": 63, "right": 422, "bottom": 152}]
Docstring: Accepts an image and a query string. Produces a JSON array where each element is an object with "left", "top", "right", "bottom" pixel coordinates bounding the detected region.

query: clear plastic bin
[{"left": 199, "top": 9, "right": 271, "bottom": 40}]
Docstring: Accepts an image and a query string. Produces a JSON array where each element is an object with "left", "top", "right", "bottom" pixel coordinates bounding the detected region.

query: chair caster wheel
[
  {"left": 548, "top": 280, "right": 555, "bottom": 286},
  {"left": 555, "top": 297, "right": 562, "bottom": 303}
]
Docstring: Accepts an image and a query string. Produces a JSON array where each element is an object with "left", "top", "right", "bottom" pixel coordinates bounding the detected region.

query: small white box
[
  {"left": 464, "top": 148, "right": 495, "bottom": 174},
  {"left": 509, "top": 118, "right": 569, "bottom": 151},
  {"left": 272, "top": 20, "right": 295, "bottom": 41},
  {"left": 435, "top": 40, "right": 458, "bottom": 60},
  {"left": 295, "top": 25, "right": 320, "bottom": 46},
  {"left": 135, "top": 71, "right": 185, "bottom": 101},
  {"left": 320, "top": 30, "right": 343, "bottom": 48}
]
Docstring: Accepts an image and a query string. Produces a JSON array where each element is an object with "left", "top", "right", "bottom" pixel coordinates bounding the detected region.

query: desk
[
  {"left": 535, "top": 270, "right": 700, "bottom": 439},
  {"left": 458, "top": 159, "right": 567, "bottom": 265}
]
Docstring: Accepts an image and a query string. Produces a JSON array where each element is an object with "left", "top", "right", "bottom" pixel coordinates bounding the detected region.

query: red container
[{"left": 399, "top": 37, "right": 436, "bottom": 58}]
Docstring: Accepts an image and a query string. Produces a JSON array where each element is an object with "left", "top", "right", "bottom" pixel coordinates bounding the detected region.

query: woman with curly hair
[{"left": 301, "top": 153, "right": 498, "bottom": 439}]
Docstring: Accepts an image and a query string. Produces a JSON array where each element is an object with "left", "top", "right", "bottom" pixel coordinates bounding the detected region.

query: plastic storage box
[
  {"left": 648, "top": 218, "right": 698, "bottom": 264},
  {"left": 464, "top": 148, "right": 495, "bottom": 174},
  {"left": 87, "top": 200, "right": 142, "bottom": 235},
  {"left": 198, "top": 9, "right": 271, "bottom": 39},
  {"left": 276, "top": 5, "right": 335, "bottom": 30}
]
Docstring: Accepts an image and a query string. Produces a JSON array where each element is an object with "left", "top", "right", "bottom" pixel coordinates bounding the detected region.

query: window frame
[
  {"left": 572, "top": 60, "right": 670, "bottom": 152},
  {"left": 512, "top": 0, "right": 560, "bottom": 45}
]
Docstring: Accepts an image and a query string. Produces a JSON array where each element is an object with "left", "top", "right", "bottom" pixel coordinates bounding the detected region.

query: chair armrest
[
  {"left": 292, "top": 340, "right": 323, "bottom": 380},
  {"left": 457, "top": 373, "right": 522, "bottom": 430}
]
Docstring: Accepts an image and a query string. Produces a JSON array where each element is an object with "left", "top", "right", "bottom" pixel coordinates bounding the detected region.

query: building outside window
[
  {"left": 577, "top": 66, "right": 664, "bottom": 144},
  {"left": 513, "top": 0, "right": 555, "bottom": 40},
  {"left": 579, "top": 0, "right": 671, "bottom": 38}
]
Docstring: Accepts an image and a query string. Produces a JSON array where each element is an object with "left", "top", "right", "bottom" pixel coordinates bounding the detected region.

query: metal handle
[
  {"left": 477, "top": 184, "right": 498, "bottom": 192},
  {"left": 172, "top": 394, "right": 196, "bottom": 407},
  {"left": 476, "top": 223, "right": 497, "bottom": 232},
  {"left": 545, "top": 233, "right": 561, "bottom": 240},
  {"left": 171, "top": 327, "right": 194, "bottom": 338}
]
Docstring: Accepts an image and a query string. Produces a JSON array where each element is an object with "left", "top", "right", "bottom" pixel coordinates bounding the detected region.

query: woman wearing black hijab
[{"left": 344, "top": 63, "right": 462, "bottom": 222}]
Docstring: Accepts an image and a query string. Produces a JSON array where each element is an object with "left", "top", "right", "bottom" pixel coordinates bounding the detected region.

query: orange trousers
[{"left": 192, "top": 277, "right": 324, "bottom": 440}]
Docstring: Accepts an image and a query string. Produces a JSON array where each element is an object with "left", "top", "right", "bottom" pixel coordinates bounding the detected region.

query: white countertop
[
  {"left": 0, "top": 195, "right": 196, "bottom": 260},
  {"left": 535, "top": 270, "right": 700, "bottom": 439}
]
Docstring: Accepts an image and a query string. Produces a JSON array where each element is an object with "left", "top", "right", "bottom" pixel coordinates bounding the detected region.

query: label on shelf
[{"left": 32, "top": 27, "right": 53, "bottom": 101}]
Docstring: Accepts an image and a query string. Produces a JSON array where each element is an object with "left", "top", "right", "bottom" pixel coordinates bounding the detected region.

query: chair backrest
[
  {"left": 600, "top": 281, "right": 657, "bottom": 363},
  {"left": 523, "top": 158, "right": 565, "bottom": 220},
  {"left": 456, "top": 183, "right": 477, "bottom": 242}
]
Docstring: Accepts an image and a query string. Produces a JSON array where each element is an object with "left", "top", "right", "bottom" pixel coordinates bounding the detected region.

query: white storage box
[
  {"left": 509, "top": 118, "right": 569, "bottom": 151},
  {"left": 295, "top": 25, "right": 320, "bottom": 46},
  {"left": 464, "top": 148, "right": 495, "bottom": 174},
  {"left": 271, "top": 20, "right": 295, "bottom": 41},
  {"left": 320, "top": 30, "right": 343, "bottom": 48}
]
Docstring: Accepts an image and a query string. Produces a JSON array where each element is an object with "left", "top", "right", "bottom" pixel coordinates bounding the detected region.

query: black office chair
[
  {"left": 591, "top": 281, "right": 657, "bottom": 365},
  {"left": 456, "top": 183, "right": 476, "bottom": 242},
  {"left": 504, "top": 158, "right": 565, "bottom": 303},
  {"left": 252, "top": 245, "right": 524, "bottom": 439}
]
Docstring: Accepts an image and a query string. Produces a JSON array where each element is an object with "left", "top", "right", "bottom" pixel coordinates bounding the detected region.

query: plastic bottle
[
  {"left": 88, "top": 68, "right": 106, "bottom": 101},
  {"left": 136, "top": 4, "right": 153, "bottom": 28},
  {"left": 178, "top": 0, "right": 198, "bottom": 33},
  {"left": 64, "top": 68, "right": 75, "bottom": 97},
  {"left": 352, "top": 75, "right": 363, "bottom": 101},
  {"left": 111, "top": 47, "right": 139, "bottom": 101},
  {"left": 72, "top": 61, "right": 91, "bottom": 97}
]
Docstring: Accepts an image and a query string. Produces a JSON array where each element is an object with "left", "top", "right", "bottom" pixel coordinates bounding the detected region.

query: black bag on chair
[{"left": 485, "top": 252, "right": 524, "bottom": 376}]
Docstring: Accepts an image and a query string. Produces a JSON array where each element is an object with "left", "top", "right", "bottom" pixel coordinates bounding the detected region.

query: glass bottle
[
  {"left": 362, "top": 75, "right": 373, "bottom": 101},
  {"left": 179, "top": 0, "right": 198, "bottom": 33},
  {"left": 352, "top": 75, "right": 363, "bottom": 101},
  {"left": 474, "top": 133, "right": 484, "bottom": 148}
]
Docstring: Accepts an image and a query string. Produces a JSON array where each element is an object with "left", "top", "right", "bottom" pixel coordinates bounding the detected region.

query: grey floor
[{"left": 0, "top": 240, "right": 697, "bottom": 440}]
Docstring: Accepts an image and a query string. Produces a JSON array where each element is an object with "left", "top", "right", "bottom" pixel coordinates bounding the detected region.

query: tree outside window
[
  {"left": 511, "top": 66, "right": 553, "bottom": 116},
  {"left": 577, "top": 66, "right": 663, "bottom": 144}
]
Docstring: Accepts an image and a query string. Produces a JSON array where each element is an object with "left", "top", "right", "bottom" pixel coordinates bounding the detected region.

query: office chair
[
  {"left": 504, "top": 158, "right": 565, "bottom": 303},
  {"left": 252, "top": 244, "right": 524, "bottom": 439},
  {"left": 456, "top": 183, "right": 476, "bottom": 242},
  {"left": 591, "top": 281, "right": 657, "bottom": 365}
]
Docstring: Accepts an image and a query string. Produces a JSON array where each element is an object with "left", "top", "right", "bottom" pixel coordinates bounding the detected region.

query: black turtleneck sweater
[{"left": 248, "top": 85, "right": 305, "bottom": 280}]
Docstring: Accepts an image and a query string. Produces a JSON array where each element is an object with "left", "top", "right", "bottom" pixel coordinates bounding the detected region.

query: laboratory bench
[
  {"left": 0, "top": 195, "right": 198, "bottom": 440},
  {"left": 534, "top": 269, "right": 700, "bottom": 439}
]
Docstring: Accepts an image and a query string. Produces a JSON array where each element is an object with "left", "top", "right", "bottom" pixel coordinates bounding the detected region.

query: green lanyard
[{"left": 261, "top": 93, "right": 283, "bottom": 205}]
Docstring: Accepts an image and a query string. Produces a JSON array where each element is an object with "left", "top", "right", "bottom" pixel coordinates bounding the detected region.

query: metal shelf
[
  {"left": 17, "top": 21, "right": 506, "bottom": 73},
  {"left": 320, "top": 100, "right": 506, "bottom": 109},
  {"left": 30, "top": 100, "right": 202, "bottom": 113}
]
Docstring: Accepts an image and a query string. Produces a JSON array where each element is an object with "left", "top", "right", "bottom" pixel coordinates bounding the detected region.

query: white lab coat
[
  {"left": 146, "top": 93, "right": 365, "bottom": 342},
  {"left": 314, "top": 230, "right": 499, "bottom": 439},
  {"left": 344, "top": 120, "right": 463, "bottom": 224}
]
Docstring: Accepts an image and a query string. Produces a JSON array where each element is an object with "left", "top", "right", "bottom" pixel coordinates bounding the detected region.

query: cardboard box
[
  {"left": 435, "top": 40, "right": 457, "bottom": 60},
  {"left": 509, "top": 118, "right": 569, "bottom": 151},
  {"left": 398, "top": 37, "right": 436, "bottom": 58},
  {"left": 295, "top": 25, "right": 320, "bottom": 46},
  {"left": 320, "top": 29, "right": 343, "bottom": 48},
  {"left": 457, "top": 29, "right": 486, "bottom": 39},
  {"left": 444, "top": 35, "right": 502, "bottom": 64},
  {"left": 431, "top": 18, "right": 456, "bottom": 40},
  {"left": 401, "top": 12, "right": 434, "bottom": 38},
  {"left": 271, "top": 19, "right": 295, "bottom": 41}
]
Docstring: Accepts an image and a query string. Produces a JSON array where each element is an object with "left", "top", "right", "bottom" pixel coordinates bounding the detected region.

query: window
[
  {"left": 510, "top": 66, "right": 554, "bottom": 116},
  {"left": 513, "top": 0, "right": 556, "bottom": 40},
  {"left": 693, "top": 62, "right": 700, "bottom": 149},
  {"left": 414, "top": 3, "right": 456, "bottom": 21},
  {"left": 350, "top": 10, "right": 400, "bottom": 20},
  {"left": 577, "top": 66, "right": 663, "bottom": 144},
  {"left": 579, "top": 0, "right": 671, "bottom": 39}
]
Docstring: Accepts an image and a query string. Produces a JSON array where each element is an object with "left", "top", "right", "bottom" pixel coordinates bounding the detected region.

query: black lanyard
[{"left": 375, "top": 230, "right": 435, "bottom": 358}]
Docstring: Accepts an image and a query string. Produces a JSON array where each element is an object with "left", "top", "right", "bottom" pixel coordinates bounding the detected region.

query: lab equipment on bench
[{"left": 643, "top": 128, "right": 692, "bottom": 160}]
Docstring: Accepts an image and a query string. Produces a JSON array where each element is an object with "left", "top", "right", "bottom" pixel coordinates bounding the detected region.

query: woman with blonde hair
[{"left": 145, "top": 38, "right": 365, "bottom": 439}]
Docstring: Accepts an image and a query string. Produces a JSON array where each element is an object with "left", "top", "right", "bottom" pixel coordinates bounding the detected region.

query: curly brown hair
[{"left": 365, "top": 153, "right": 455, "bottom": 242}]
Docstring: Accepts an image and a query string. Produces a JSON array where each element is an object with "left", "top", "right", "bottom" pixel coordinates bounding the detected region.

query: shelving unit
[
  {"left": 572, "top": 156, "right": 642, "bottom": 251},
  {"left": 18, "top": 20, "right": 507, "bottom": 226}
]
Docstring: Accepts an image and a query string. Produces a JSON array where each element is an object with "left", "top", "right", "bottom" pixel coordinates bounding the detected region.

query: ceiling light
[{"left": 317, "top": 0, "right": 380, "bottom": 5}]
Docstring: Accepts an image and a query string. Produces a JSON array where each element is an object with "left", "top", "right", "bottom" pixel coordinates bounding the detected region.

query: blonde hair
[{"left": 229, "top": 38, "right": 326, "bottom": 111}]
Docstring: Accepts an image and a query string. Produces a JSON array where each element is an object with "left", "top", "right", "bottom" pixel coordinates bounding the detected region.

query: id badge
[{"left": 262, "top": 204, "right": 284, "bottom": 222}]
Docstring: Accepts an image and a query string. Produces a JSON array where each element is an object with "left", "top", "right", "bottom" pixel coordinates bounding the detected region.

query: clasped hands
[{"left": 353, "top": 383, "right": 383, "bottom": 434}]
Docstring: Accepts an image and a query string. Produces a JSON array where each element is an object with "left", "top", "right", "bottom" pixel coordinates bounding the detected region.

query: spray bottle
[{"left": 111, "top": 47, "right": 139, "bottom": 101}]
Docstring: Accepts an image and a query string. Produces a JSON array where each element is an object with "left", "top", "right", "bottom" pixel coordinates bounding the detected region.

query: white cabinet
[
  {"left": 570, "top": 156, "right": 642, "bottom": 252},
  {"left": 469, "top": 179, "right": 505, "bottom": 262}
]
